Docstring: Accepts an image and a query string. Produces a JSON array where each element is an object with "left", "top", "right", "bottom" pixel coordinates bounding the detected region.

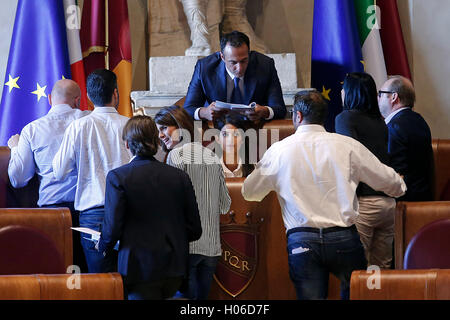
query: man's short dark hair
[
  {"left": 293, "top": 90, "right": 329, "bottom": 125},
  {"left": 388, "top": 76, "right": 416, "bottom": 108},
  {"left": 220, "top": 31, "right": 250, "bottom": 52},
  {"left": 122, "top": 115, "right": 159, "bottom": 157},
  {"left": 86, "top": 69, "right": 117, "bottom": 106}
]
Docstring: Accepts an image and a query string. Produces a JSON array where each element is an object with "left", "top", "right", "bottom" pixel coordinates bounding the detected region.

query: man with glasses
[{"left": 378, "top": 76, "right": 434, "bottom": 201}]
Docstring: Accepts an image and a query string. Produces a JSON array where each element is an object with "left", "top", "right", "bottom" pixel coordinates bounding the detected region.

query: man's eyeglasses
[{"left": 378, "top": 90, "right": 396, "bottom": 98}]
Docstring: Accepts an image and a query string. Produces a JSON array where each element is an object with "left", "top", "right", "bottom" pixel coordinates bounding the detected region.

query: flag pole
[{"left": 105, "top": 0, "right": 109, "bottom": 69}]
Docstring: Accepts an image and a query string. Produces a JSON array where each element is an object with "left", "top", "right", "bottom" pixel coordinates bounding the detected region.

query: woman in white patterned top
[{"left": 155, "top": 105, "right": 231, "bottom": 300}]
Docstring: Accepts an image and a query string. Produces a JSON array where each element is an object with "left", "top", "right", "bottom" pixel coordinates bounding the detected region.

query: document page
[{"left": 215, "top": 101, "right": 256, "bottom": 111}]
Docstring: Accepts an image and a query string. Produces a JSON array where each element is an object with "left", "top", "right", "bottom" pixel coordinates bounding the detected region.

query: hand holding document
[
  {"left": 215, "top": 101, "right": 256, "bottom": 114},
  {"left": 71, "top": 227, "right": 119, "bottom": 251},
  {"left": 72, "top": 227, "right": 100, "bottom": 240}
]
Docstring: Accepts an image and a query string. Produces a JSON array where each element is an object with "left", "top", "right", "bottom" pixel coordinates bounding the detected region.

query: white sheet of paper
[
  {"left": 71, "top": 227, "right": 100, "bottom": 241},
  {"left": 215, "top": 101, "right": 256, "bottom": 111}
]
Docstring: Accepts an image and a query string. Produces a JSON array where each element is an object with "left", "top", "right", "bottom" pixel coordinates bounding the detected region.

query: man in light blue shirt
[
  {"left": 53, "top": 69, "right": 131, "bottom": 273},
  {"left": 8, "top": 79, "right": 90, "bottom": 271}
]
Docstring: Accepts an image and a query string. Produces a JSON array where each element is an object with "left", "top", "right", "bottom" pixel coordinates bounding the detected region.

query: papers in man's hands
[
  {"left": 71, "top": 227, "right": 100, "bottom": 240},
  {"left": 215, "top": 101, "right": 256, "bottom": 112},
  {"left": 71, "top": 227, "right": 119, "bottom": 250}
]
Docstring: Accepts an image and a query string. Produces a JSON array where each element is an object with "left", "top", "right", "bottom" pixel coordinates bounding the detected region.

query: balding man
[
  {"left": 378, "top": 76, "right": 434, "bottom": 201},
  {"left": 8, "top": 79, "right": 90, "bottom": 271}
]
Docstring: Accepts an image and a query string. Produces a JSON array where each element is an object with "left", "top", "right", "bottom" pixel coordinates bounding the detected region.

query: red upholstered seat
[
  {"left": 0, "top": 225, "right": 65, "bottom": 275},
  {"left": 403, "top": 218, "right": 450, "bottom": 269}
]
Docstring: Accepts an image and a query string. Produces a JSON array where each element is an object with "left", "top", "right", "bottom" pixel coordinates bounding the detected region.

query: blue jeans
[
  {"left": 79, "top": 207, "right": 117, "bottom": 273},
  {"left": 182, "top": 254, "right": 219, "bottom": 300},
  {"left": 287, "top": 225, "right": 367, "bottom": 300}
]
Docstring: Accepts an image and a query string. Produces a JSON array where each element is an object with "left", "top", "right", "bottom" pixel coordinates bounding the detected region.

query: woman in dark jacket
[
  {"left": 335, "top": 72, "right": 398, "bottom": 269},
  {"left": 97, "top": 115, "right": 202, "bottom": 299}
]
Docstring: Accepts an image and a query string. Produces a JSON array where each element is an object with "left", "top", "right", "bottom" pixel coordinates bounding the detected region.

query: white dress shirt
[
  {"left": 52, "top": 107, "right": 132, "bottom": 211},
  {"left": 8, "top": 104, "right": 89, "bottom": 206},
  {"left": 242, "top": 125, "right": 406, "bottom": 231},
  {"left": 384, "top": 107, "right": 409, "bottom": 124},
  {"left": 194, "top": 67, "right": 274, "bottom": 120}
]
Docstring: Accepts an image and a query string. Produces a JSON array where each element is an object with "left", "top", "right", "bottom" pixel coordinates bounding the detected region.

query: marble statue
[
  {"left": 180, "top": 0, "right": 212, "bottom": 56},
  {"left": 180, "top": 0, "right": 268, "bottom": 56}
]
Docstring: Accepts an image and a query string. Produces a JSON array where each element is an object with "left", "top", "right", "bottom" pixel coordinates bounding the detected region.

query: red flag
[
  {"left": 80, "top": 0, "right": 132, "bottom": 116},
  {"left": 378, "top": 0, "right": 412, "bottom": 80},
  {"left": 80, "top": 0, "right": 106, "bottom": 76}
]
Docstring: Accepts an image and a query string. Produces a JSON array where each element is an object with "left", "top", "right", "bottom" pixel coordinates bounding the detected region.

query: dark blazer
[
  {"left": 183, "top": 51, "right": 286, "bottom": 121},
  {"left": 335, "top": 110, "right": 390, "bottom": 197},
  {"left": 98, "top": 156, "right": 202, "bottom": 285},
  {"left": 387, "top": 108, "right": 434, "bottom": 201}
]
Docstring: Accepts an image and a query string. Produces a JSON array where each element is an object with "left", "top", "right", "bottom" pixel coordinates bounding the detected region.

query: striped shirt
[{"left": 167, "top": 142, "right": 231, "bottom": 257}]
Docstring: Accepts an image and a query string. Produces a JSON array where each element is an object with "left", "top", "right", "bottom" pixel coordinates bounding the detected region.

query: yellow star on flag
[
  {"left": 31, "top": 83, "right": 47, "bottom": 102},
  {"left": 62, "top": 75, "right": 66, "bottom": 80},
  {"left": 321, "top": 86, "right": 331, "bottom": 101},
  {"left": 360, "top": 60, "right": 366, "bottom": 71},
  {"left": 5, "top": 75, "right": 20, "bottom": 93}
]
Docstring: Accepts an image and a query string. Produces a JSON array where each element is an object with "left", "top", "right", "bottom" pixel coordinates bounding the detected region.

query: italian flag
[
  {"left": 353, "top": 0, "right": 388, "bottom": 89},
  {"left": 63, "top": 0, "right": 89, "bottom": 110}
]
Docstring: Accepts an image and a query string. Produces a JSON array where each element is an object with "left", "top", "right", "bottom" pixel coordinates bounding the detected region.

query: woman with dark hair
[
  {"left": 335, "top": 72, "right": 397, "bottom": 269},
  {"left": 97, "top": 115, "right": 202, "bottom": 300},
  {"left": 219, "top": 115, "right": 255, "bottom": 177},
  {"left": 155, "top": 106, "right": 231, "bottom": 300}
]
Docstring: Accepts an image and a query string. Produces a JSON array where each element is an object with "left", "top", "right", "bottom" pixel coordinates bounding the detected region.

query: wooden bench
[
  {"left": 0, "top": 273, "right": 124, "bottom": 300},
  {"left": 395, "top": 201, "right": 450, "bottom": 269},
  {"left": 350, "top": 269, "right": 450, "bottom": 300},
  {"left": 0, "top": 146, "right": 39, "bottom": 208},
  {"left": 432, "top": 138, "right": 450, "bottom": 200},
  {"left": 0, "top": 208, "right": 73, "bottom": 269}
]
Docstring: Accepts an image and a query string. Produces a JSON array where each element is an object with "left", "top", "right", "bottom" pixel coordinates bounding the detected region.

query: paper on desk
[
  {"left": 71, "top": 227, "right": 100, "bottom": 241},
  {"left": 215, "top": 101, "right": 256, "bottom": 111}
]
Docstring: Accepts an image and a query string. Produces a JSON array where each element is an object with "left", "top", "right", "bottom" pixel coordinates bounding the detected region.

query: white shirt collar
[
  {"left": 225, "top": 67, "right": 244, "bottom": 82},
  {"left": 295, "top": 124, "right": 327, "bottom": 134},
  {"left": 48, "top": 104, "right": 73, "bottom": 114},
  {"left": 384, "top": 107, "right": 409, "bottom": 124},
  {"left": 92, "top": 106, "right": 119, "bottom": 114},
  {"left": 221, "top": 157, "right": 244, "bottom": 178}
]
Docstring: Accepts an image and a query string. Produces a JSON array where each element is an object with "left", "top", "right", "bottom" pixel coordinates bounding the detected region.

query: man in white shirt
[
  {"left": 8, "top": 79, "right": 89, "bottom": 271},
  {"left": 242, "top": 90, "right": 406, "bottom": 300},
  {"left": 53, "top": 69, "right": 131, "bottom": 273}
]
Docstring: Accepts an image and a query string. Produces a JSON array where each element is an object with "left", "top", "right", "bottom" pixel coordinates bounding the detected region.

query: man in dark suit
[
  {"left": 378, "top": 75, "right": 434, "bottom": 201},
  {"left": 183, "top": 31, "right": 286, "bottom": 128},
  {"left": 97, "top": 115, "right": 202, "bottom": 300}
]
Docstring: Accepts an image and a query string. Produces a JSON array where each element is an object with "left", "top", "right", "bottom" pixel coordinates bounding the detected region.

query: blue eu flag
[
  {"left": 0, "top": 0, "right": 71, "bottom": 146},
  {"left": 311, "top": 0, "right": 364, "bottom": 132}
]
